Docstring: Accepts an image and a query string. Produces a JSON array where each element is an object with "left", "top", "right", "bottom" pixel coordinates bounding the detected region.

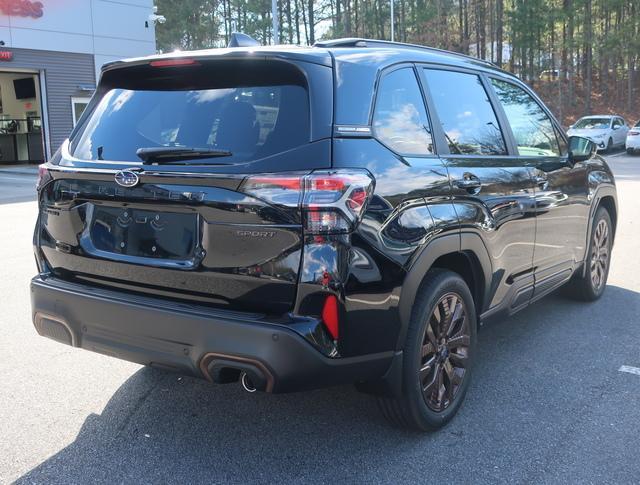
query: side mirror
[
  {"left": 613, "top": 125, "right": 620, "bottom": 130},
  {"left": 568, "top": 136, "right": 597, "bottom": 163}
]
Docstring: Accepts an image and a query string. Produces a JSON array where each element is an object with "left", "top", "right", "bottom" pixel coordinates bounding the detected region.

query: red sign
[
  {"left": 0, "top": 0, "right": 43, "bottom": 18},
  {"left": 0, "top": 51, "right": 12, "bottom": 61}
]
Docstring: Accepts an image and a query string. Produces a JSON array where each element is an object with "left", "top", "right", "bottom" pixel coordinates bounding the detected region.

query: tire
[
  {"left": 606, "top": 137, "right": 613, "bottom": 153},
  {"left": 377, "top": 269, "right": 477, "bottom": 431},
  {"left": 565, "top": 207, "right": 612, "bottom": 301}
]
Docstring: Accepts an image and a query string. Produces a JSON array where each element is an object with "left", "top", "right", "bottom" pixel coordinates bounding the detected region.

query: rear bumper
[
  {"left": 626, "top": 137, "right": 640, "bottom": 150},
  {"left": 30, "top": 276, "right": 394, "bottom": 393}
]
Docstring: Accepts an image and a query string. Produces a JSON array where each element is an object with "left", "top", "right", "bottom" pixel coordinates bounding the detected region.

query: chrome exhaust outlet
[
  {"left": 240, "top": 372, "right": 257, "bottom": 393},
  {"left": 200, "top": 353, "right": 273, "bottom": 392}
]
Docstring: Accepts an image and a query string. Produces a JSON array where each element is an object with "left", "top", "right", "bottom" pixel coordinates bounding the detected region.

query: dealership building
[{"left": 0, "top": 0, "right": 157, "bottom": 164}]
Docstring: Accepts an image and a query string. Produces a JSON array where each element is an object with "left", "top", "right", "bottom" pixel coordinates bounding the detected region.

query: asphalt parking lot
[{"left": 1, "top": 152, "right": 639, "bottom": 484}]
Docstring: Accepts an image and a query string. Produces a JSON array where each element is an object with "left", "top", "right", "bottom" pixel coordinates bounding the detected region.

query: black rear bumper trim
[{"left": 30, "top": 276, "right": 393, "bottom": 393}]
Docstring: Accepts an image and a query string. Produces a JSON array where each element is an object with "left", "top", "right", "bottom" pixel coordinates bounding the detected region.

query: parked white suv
[
  {"left": 567, "top": 115, "right": 629, "bottom": 152},
  {"left": 626, "top": 120, "right": 640, "bottom": 155}
]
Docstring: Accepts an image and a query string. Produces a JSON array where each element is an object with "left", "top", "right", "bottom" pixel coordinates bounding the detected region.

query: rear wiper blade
[{"left": 136, "top": 147, "right": 233, "bottom": 164}]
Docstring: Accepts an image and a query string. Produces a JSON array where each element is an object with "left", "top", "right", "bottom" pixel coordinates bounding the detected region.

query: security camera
[{"left": 148, "top": 13, "right": 166, "bottom": 25}]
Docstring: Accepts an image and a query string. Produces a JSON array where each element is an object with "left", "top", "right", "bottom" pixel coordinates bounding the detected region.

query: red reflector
[
  {"left": 322, "top": 295, "right": 339, "bottom": 340},
  {"left": 150, "top": 58, "right": 199, "bottom": 67}
]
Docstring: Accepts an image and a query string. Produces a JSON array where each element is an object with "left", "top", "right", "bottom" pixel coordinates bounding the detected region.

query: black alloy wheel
[
  {"left": 565, "top": 207, "right": 612, "bottom": 301},
  {"left": 376, "top": 269, "right": 476, "bottom": 431},
  {"left": 419, "top": 292, "right": 471, "bottom": 412},
  {"left": 589, "top": 218, "right": 610, "bottom": 293}
]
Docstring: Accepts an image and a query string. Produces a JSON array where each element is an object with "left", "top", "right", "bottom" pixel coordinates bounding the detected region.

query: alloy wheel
[
  {"left": 590, "top": 219, "right": 610, "bottom": 292},
  {"left": 419, "top": 292, "right": 471, "bottom": 412}
]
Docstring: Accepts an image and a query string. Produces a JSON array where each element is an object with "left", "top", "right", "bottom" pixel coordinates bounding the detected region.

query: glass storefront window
[
  {"left": 71, "top": 97, "right": 90, "bottom": 127},
  {"left": 0, "top": 71, "right": 45, "bottom": 163}
]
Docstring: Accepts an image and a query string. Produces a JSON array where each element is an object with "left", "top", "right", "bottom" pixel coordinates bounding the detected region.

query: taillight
[
  {"left": 241, "top": 170, "right": 374, "bottom": 234},
  {"left": 36, "top": 164, "right": 52, "bottom": 191},
  {"left": 628, "top": 131, "right": 639, "bottom": 136}
]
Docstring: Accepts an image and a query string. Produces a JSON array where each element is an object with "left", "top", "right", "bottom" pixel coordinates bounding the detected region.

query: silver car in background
[
  {"left": 626, "top": 120, "right": 640, "bottom": 155},
  {"left": 567, "top": 115, "right": 629, "bottom": 152}
]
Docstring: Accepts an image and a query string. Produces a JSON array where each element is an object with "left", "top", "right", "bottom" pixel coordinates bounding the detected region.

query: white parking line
[
  {"left": 607, "top": 151, "right": 629, "bottom": 158},
  {"left": 618, "top": 365, "right": 640, "bottom": 376}
]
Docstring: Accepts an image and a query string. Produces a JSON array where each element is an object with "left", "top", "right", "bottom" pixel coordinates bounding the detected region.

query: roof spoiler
[{"left": 228, "top": 32, "right": 261, "bottom": 48}]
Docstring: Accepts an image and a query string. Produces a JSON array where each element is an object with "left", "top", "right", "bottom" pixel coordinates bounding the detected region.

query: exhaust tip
[
  {"left": 240, "top": 372, "right": 257, "bottom": 393},
  {"left": 200, "top": 353, "right": 274, "bottom": 392},
  {"left": 34, "top": 313, "right": 75, "bottom": 346}
]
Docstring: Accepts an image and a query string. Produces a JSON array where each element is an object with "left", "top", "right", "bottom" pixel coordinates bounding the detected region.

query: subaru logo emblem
[{"left": 115, "top": 170, "right": 140, "bottom": 188}]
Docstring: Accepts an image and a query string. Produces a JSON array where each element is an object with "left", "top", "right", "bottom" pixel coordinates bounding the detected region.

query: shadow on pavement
[{"left": 15, "top": 284, "right": 640, "bottom": 483}]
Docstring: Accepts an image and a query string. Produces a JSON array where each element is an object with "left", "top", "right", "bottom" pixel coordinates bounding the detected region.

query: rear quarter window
[{"left": 372, "top": 67, "right": 434, "bottom": 156}]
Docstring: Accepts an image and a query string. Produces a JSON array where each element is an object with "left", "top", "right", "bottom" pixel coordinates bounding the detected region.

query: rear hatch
[{"left": 37, "top": 53, "right": 333, "bottom": 314}]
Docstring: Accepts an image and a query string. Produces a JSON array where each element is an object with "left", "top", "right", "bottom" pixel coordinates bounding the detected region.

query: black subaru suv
[{"left": 31, "top": 36, "right": 617, "bottom": 431}]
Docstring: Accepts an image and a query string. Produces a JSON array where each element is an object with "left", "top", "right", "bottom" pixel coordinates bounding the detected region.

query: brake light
[
  {"left": 321, "top": 295, "right": 339, "bottom": 340},
  {"left": 240, "top": 170, "right": 374, "bottom": 234},
  {"left": 36, "top": 164, "right": 52, "bottom": 191},
  {"left": 243, "top": 175, "right": 302, "bottom": 191},
  {"left": 307, "top": 177, "right": 345, "bottom": 192},
  {"left": 150, "top": 58, "right": 199, "bottom": 67}
]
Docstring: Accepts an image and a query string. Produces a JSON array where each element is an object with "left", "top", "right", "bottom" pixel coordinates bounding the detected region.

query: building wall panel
[{"left": 4, "top": 48, "right": 96, "bottom": 155}]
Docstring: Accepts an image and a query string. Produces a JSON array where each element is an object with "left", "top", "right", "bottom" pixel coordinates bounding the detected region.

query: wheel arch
[
  {"left": 598, "top": 195, "right": 617, "bottom": 240},
  {"left": 580, "top": 185, "right": 617, "bottom": 278},
  {"left": 395, "top": 232, "right": 492, "bottom": 351}
]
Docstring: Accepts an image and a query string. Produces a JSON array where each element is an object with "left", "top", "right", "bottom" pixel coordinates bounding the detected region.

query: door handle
[{"left": 456, "top": 174, "right": 482, "bottom": 193}]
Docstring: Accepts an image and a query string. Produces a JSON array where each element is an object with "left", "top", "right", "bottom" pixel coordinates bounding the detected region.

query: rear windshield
[
  {"left": 573, "top": 118, "right": 610, "bottom": 129},
  {"left": 72, "top": 83, "right": 309, "bottom": 164}
]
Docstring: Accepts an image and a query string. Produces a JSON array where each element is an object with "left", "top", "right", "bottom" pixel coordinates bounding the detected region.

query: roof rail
[
  {"left": 228, "top": 32, "right": 261, "bottom": 48},
  {"left": 313, "top": 37, "right": 497, "bottom": 68},
  {"left": 313, "top": 38, "right": 368, "bottom": 48}
]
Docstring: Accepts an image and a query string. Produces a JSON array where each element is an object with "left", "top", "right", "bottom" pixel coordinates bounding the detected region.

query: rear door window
[
  {"left": 423, "top": 68, "right": 507, "bottom": 155},
  {"left": 72, "top": 84, "right": 309, "bottom": 164},
  {"left": 490, "top": 78, "right": 561, "bottom": 157}
]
